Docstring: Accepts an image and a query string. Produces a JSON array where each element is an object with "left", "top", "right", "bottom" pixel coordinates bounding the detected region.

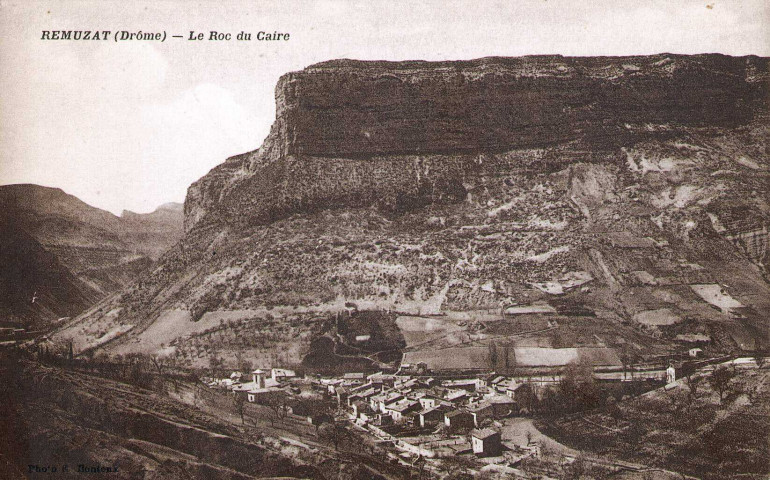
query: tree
[
  {"left": 233, "top": 393, "right": 246, "bottom": 425},
  {"left": 208, "top": 354, "right": 224, "bottom": 379},
  {"left": 164, "top": 354, "right": 180, "bottom": 391},
  {"left": 515, "top": 382, "right": 539, "bottom": 413},
  {"left": 264, "top": 393, "right": 289, "bottom": 426},
  {"left": 318, "top": 421, "right": 345, "bottom": 451},
  {"left": 664, "top": 388, "right": 686, "bottom": 413},
  {"left": 235, "top": 351, "right": 253, "bottom": 373},
  {"left": 684, "top": 372, "right": 701, "bottom": 400},
  {"left": 709, "top": 366, "right": 733, "bottom": 403},
  {"left": 566, "top": 454, "right": 588, "bottom": 480},
  {"left": 754, "top": 342, "right": 767, "bottom": 369},
  {"left": 560, "top": 359, "right": 600, "bottom": 412},
  {"left": 619, "top": 345, "right": 639, "bottom": 381}
]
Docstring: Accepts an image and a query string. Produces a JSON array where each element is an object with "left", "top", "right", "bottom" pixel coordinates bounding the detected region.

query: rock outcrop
[
  {"left": 185, "top": 54, "right": 769, "bottom": 232},
  {"left": 56, "top": 55, "right": 770, "bottom": 367}
]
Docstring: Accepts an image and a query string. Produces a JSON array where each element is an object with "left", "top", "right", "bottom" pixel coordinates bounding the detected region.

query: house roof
[
  {"left": 443, "top": 379, "right": 479, "bottom": 387},
  {"left": 487, "top": 395, "right": 515, "bottom": 404},
  {"left": 233, "top": 378, "right": 280, "bottom": 391},
  {"left": 445, "top": 409, "right": 471, "bottom": 418},
  {"left": 470, "top": 402, "right": 493, "bottom": 412},
  {"left": 350, "top": 382, "right": 374, "bottom": 393},
  {"left": 246, "top": 386, "right": 281, "bottom": 394},
  {"left": 472, "top": 428, "right": 500, "bottom": 440},
  {"left": 358, "top": 388, "right": 378, "bottom": 398},
  {"left": 388, "top": 400, "right": 419, "bottom": 413},
  {"left": 445, "top": 389, "right": 468, "bottom": 400},
  {"left": 420, "top": 406, "right": 447, "bottom": 416}
]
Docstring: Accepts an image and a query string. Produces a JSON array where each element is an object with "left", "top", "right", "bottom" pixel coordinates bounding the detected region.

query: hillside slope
[
  {"left": 53, "top": 55, "right": 770, "bottom": 370},
  {"left": 0, "top": 217, "right": 101, "bottom": 327},
  {"left": 0, "top": 185, "right": 183, "bottom": 296}
]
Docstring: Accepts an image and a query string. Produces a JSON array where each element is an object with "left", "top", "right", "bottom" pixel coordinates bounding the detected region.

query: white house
[
  {"left": 271, "top": 368, "right": 297, "bottom": 382},
  {"left": 666, "top": 365, "right": 676, "bottom": 384},
  {"left": 471, "top": 428, "right": 502, "bottom": 456}
]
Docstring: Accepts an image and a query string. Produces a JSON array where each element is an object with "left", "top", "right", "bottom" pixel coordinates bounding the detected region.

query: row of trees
[{"left": 515, "top": 360, "right": 649, "bottom": 415}]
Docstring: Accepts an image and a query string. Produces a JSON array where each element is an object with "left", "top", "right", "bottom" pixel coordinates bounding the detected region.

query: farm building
[
  {"left": 486, "top": 395, "right": 517, "bottom": 417},
  {"left": 271, "top": 368, "right": 296, "bottom": 381},
  {"left": 444, "top": 410, "right": 475, "bottom": 431},
  {"left": 469, "top": 402, "right": 494, "bottom": 427},
  {"left": 472, "top": 428, "right": 502, "bottom": 456},
  {"left": 419, "top": 405, "right": 448, "bottom": 428},
  {"left": 385, "top": 399, "right": 420, "bottom": 422}
]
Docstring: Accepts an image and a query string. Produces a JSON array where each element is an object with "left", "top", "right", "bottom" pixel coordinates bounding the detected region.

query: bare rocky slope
[
  {"left": 55, "top": 55, "right": 770, "bottom": 369},
  {"left": 0, "top": 185, "right": 184, "bottom": 326}
]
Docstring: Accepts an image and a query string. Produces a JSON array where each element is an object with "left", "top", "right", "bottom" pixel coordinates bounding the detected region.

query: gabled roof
[
  {"left": 472, "top": 428, "right": 499, "bottom": 440},
  {"left": 470, "top": 401, "right": 493, "bottom": 412},
  {"left": 419, "top": 405, "right": 448, "bottom": 416},
  {"left": 246, "top": 386, "right": 280, "bottom": 394},
  {"left": 387, "top": 400, "right": 419, "bottom": 412},
  {"left": 487, "top": 394, "right": 516, "bottom": 404},
  {"left": 350, "top": 381, "right": 374, "bottom": 393},
  {"left": 358, "top": 388, "right": 378, "bottom": 398},
  {"left": 445, "top": 409, "right": 471, "bottom": 418},
  {"left": 445, "top": 389, "right": 468, "bottom": 400}
]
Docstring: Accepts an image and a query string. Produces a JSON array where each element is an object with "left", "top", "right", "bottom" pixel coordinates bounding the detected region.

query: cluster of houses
[
  {"left": 207, "top": 367, "right": 298, "bottom": 403},
  {"left": 207, "top": 367, "right": 527, "bottom": 458},
  {"left": 323, "top": 372, "right": 525, "bottom": 457}
]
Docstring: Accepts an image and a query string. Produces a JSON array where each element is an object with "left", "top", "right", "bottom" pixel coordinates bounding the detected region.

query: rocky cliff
[
  {"left": 185, "top": 54, "right": 769, "bottom": 232},
  {"left": 56, "top": 55, "right": 770, "bottom": 369}
]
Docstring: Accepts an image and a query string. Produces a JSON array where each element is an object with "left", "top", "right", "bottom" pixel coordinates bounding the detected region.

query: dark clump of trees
[
  {"left": 515, "top": 360, "right": 653, "bottom": 416},
  {"left": 708, "top": 366, "right": 734, "bottom": 403}
]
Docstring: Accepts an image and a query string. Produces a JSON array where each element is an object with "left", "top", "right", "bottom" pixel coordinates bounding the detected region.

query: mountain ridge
[
  {"left": 0, "top": 184, "right": 184, "bottom": 325},
  {"left": 52, "top": 55, "right": 770, "bottom": 372}
]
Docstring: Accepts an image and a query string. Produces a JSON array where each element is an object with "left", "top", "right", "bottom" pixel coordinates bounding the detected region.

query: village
[{"left": 203, "top": 355, "right": 693, "bottom": 474}]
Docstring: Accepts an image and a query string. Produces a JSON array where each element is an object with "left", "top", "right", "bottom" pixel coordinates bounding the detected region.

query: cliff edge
[{"left": 185, "top": 54, "right": 769, "bottom": 232}]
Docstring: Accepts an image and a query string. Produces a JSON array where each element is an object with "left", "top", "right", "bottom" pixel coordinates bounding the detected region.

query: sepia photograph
[{"left": 0, "top": 1, "right": 768, "bottom": 478}]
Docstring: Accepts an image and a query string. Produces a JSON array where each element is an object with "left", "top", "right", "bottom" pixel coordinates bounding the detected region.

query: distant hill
[
  {"left": 0, "top": 184, "right": 184, "bottom": 325},
  {"left": 0, "top": 216, "right": 101, "bottom": 327},
  {"left": 120, "top": 202, "right": 185, "bottom": 259}
]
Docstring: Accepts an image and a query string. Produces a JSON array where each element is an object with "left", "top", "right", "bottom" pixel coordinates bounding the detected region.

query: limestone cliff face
[
  {"left": 185, "top": 54, "right": 769, "bottom": 232},
  {"left": 61, "top": 54, "right": 770, "bottom": 364}
]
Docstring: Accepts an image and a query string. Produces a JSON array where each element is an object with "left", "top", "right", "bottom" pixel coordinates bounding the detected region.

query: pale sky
[{"left": 1, "top": 0, "right": 768, "bottom": 215}]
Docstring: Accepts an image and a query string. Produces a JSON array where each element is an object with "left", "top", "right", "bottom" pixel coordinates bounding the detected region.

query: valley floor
[
  {"left": 537, "top": 360, "right": 770, "bottom": 479},
  {"left": 2, "top": 348, "right": 767, "bottom": 479}
]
